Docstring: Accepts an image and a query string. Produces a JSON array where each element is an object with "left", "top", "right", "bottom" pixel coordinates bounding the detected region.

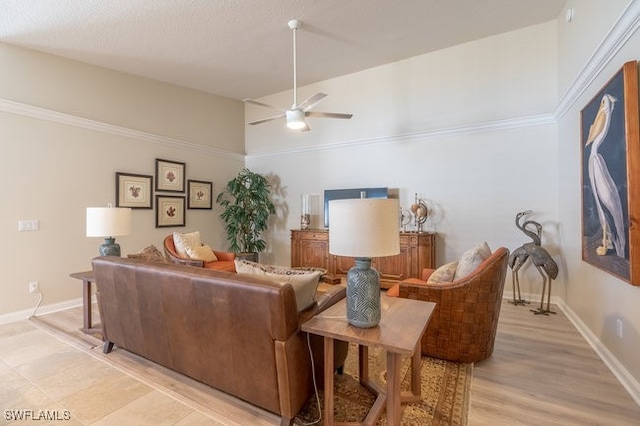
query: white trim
[
  {"left": 0, "top": 297, "right": 84, "bottom": 325},
  {"left": 556, "top": 298, "right": 640, "bottom": 406},
  {"left": 247, "top": 114, "right": 556, "bottom": 159},
  {"left": 554, "top": 0, "right": 640, "bottom": 119},
  {"left": 502, "top": 293, "right": 640, "bottom": 405},
  {"left": 0, "top": 98, "right": 244, "bottom": 161}
]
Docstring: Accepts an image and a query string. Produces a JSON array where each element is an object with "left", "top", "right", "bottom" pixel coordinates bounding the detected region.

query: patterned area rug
[{"left": 297, "top": 343, "right": 471, "bottom": 426}]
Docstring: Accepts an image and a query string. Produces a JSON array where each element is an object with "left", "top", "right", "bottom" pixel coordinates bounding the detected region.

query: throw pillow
[
  {"left": 234, "top": 259, "right": 321, "bottom": 311},
  {"left": 173, "top": 231, "right": 202, "bottom": 259},
  {"left": 186, "top": 244, "right": 218, "bottom": 262},
  {"left": 454, "top": 242, "right": 491, "bottom": 279},
  {"left": 127, "top": 245, "right": 168, "bottom": 263},
  {"left": 235, "top": 259, "right": 326, "bottom": 276},
  {"left": 426, "top": 260, "right": 459, "bottom": 284}
]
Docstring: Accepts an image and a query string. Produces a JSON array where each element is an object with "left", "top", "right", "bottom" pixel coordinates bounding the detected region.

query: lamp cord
[
  {"left": 28, "top": 291, "right": 43, "bottom": 319},
  {"left": 294, "top": 333, "right": 322, "bottom": 425}
]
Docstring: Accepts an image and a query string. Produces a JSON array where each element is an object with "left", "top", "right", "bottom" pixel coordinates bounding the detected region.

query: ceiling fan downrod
[{"left": 288, "top": 19, "right": 301, "bottom": 109}]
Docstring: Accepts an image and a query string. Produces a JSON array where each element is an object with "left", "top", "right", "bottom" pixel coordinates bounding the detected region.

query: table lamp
[
  {"left": 86, "top": 205, "right": 132, "bottom": 256},
  {"left": 329, "top": 198, "right": 400, "bottom": 328}
]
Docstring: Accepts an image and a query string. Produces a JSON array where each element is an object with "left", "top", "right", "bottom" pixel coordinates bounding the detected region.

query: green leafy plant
[{"left": 216, "top": 168, "right": 276, "bottom": 254}]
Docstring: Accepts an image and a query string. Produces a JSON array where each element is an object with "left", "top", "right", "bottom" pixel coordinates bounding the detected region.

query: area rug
[{"left": 297, "top": 343, "right": 472, "bottom": 425}]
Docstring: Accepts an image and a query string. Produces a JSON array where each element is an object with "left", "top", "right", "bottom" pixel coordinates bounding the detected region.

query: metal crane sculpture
[
  {"left": 508, "top": 210, "right": 559, "bottom": 315},
  {"left": 508, "top": 210, "right": 538, "bottom": 305}
]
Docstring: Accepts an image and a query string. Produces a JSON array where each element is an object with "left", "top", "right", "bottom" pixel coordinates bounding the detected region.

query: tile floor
[{"left": 0, "top": 321, "right": 219, "bottom": 426}]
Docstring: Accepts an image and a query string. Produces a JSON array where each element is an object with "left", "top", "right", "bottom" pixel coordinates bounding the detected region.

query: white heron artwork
[{"left": 585, "top": 93, "right": 626, "bottom": 258}]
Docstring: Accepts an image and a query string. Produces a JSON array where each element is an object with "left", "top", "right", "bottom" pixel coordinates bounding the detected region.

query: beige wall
[{"left": 0, "top": 43, "right": 245, "bottom": 320}]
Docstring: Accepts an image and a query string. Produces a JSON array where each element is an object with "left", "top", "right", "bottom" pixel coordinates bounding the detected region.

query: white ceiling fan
[{"left": 243, "top": 19, "right": 353, "bottom": 132}]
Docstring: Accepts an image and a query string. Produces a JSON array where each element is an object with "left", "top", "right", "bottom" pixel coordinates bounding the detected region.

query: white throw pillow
[
  {"left": 186, "top": 244, "right": 218, "bottom": 262},
  {"left": 454, "top": 242, "right": 491, "bottom": 279},
  {"left": 234, "top": 259, "right": 321, "bottom": 311},
  {"left": 173, "top": 231, "right": 202, "bottom": 258},
  {"left": 426, "top": 261, "right": 459, "bottom": 284}
]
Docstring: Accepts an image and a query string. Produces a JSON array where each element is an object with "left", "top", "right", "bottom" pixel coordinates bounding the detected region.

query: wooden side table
[
  {"left": 69, "top": 270, "right": 101, "bottom": 334},
  {"left": 302, "top": 295, "right": 435, "bottom": 426}
]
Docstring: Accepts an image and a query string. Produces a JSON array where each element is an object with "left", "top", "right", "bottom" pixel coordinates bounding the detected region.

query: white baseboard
[
  {"left": 503, "top": 291, "right": 640, "bottom": 405},
  {"left": 0, "top": 297, "right": 84, "bottom": 325}
]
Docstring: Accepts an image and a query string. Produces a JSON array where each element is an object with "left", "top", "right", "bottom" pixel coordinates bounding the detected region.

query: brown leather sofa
[{"left": 92, "top": 256, "right": 347, "bottom": 426}]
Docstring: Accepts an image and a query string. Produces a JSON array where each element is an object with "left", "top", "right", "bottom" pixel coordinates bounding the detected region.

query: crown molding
[
  {"left": 246, "top": 113, "right": 556, "bottom": 159},
  {"left": 554, "top": 0, "right": 640, "bottom": 119},
  {"left": 0, "top": 98, "right": 244, "bottom": 161}
]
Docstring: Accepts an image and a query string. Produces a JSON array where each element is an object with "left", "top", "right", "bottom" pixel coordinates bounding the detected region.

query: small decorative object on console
[{"left": 300, "top": 193, "right": 311, "bottom": 230}]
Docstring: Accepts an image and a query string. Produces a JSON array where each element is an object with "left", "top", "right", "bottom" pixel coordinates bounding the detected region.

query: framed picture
[
  {"left": 188, "top": 180, "right": 213, "bottom": 209},
  {"left": 116, "top": 172, "right": 153, "bottom": 209},
  {"left": 581, "top": 61, "right": 640, "bottom": 286},
  {"left": 155, "top": 158, "right": 185, "bottom": 192},
  {"left": 156, "top": 195, "right": 185, "bottom": 227}
]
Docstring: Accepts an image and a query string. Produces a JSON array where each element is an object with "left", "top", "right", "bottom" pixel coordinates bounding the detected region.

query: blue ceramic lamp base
[
  {"left": 99, "top": 237, "right": 121, "bottom": 257},
  {"left": 346, "top": 257, "right": 381, "bottom": 328}
]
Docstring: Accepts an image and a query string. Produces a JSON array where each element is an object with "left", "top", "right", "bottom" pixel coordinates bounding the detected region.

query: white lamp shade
[
  {"left": 86, "top": 207, "right": 132, "bottom": 237},
  {"left": 329, "top": 198, "right": 400, "bottom": 257}
]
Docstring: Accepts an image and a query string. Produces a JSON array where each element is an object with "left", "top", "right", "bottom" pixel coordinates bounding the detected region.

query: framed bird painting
[{"left": 580, "top": 60, "right": 640, "bottom": 286}]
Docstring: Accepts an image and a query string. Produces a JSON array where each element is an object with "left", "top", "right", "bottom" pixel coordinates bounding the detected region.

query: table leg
[
  {"left": 386, "top": 351, "right": 403, "bottom": 425},
  {"left": 82, "top": 279, "right": 93, "bottom": 331},
  {"left": 324, "top": 336, "right": 335, "bottom": 425}
]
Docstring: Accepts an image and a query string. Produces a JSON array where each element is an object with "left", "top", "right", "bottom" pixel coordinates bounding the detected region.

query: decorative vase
[
  {"left": 301, "top": 194, "right": 311, "bottom": 230},
  {"left": 346, "top": 258, "right": 381, "bottom": 328}
]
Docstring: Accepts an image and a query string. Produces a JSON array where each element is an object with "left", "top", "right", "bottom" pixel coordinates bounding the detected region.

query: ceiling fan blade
[
  {"left": 299, "top": 92, "right": 327, "bottom": 111},
  {"left": 243, "top": 98, "right": 284, "bottom": 112},
  {"left": 305, "top": 111, "right": 353, "bottom": 120},
  {"left": 248, "top": 113, "right": 286, "bottom": 125}
]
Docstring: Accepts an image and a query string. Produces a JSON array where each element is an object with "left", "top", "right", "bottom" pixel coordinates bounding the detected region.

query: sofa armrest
[{"left": 299, "top": 285, "right": 346, "bottom": 324}]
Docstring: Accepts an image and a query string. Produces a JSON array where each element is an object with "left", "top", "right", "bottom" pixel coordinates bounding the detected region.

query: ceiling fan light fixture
[{"left": 286, "top": 109, "right": 308, "bottom": 130}]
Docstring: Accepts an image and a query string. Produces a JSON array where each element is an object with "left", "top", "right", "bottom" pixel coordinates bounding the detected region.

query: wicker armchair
[{"left": 396, "top": 247, "right": 509, "bottom": 363}]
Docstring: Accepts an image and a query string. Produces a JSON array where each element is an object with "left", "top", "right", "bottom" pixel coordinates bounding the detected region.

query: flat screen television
[{"left": 323, "top": 187, "right": 388, "bottom": 228}]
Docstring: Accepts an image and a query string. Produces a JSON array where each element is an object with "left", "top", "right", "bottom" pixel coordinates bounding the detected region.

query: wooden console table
[
  {"left": 291, "top": 229, "right": 435, "bottom": 288},
  {"left": 302, "top": 296, "right": 435, "bottom": 425},
  {"left": 69, "top": 270, "right": 101, "bottom": 334}
]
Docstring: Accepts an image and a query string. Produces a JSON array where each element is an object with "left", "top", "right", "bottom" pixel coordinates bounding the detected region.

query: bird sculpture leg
[
  {"left": 531, "top": 266, "right": 554, "bottom": 315},
  {"left": 511, "top": 269, "right": 528, "bottom": 305},
  {"left": 545, "top": 277, "right": 556, "bottom": 315}
]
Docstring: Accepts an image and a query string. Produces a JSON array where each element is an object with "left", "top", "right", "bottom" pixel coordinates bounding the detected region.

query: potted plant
[{"left": 216, "top": 168, "right": 276, "bottom": 261}]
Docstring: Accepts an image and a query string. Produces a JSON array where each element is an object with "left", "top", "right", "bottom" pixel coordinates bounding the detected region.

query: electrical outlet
[
  {"left": 29, "top": 281, "right": 39, "bottom": 293},
  {"left": 616, "top": 319, "right": 623, "bottom": 339}
]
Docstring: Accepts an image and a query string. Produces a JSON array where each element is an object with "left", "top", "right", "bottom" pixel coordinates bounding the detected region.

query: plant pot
[{"left": 236, "top": 252, "right": 259, "bottom": 263}]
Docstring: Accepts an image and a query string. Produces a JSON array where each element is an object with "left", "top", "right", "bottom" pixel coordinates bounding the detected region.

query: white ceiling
[{"left": 0, "top": 0, "right": 565, "bottom": 100}]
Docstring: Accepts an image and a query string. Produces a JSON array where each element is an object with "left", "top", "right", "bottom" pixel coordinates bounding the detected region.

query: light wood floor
[
  {"left": 3, "top": 299, "right": 640, "bottom": 425},
  {"left": 470, "top": 300, "right": 640, "bottom": 426}
]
